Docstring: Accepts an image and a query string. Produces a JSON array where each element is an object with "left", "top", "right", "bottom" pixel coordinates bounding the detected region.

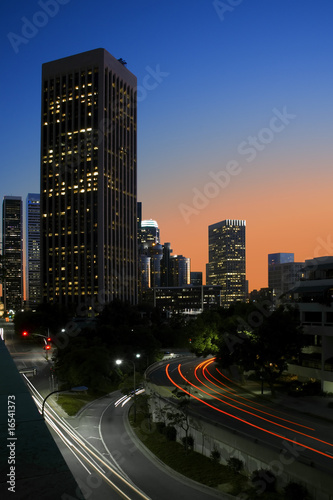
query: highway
[{"left": 148, "top": 357, "right": 333, "bottom": 475}]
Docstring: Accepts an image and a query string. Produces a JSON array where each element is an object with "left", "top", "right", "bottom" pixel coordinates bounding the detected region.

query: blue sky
[{"left": 1, "top": 0, "right": 333, "bottom": 290}]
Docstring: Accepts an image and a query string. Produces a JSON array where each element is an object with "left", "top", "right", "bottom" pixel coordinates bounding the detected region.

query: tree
[
  {"left": 167, "top": 388, "right": 193, "bottom": 453},
  {"left": 217, "top": 306, "right": 305, "bottom": 396},
  {"left": 187, "top": 310, "right": 222, "bottom": 356}
]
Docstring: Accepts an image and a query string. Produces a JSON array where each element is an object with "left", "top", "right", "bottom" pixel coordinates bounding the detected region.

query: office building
[
  {"left": 2, "top": 196, "right": 23, "bottom": 311},
  {"left": 41, "top": 49, "right": 137, "bottom": 307},
  {"left": 154, "top": 285, "right": 222, "bottom": 314},
  {"left": 287, "top": 256, "right": 333, "bottom": 392},
  {"left": 170, "top": 254, "right": 191, "bottom": 287},
  {"left": 190, "top": 272, "right": 202, "bottom": 286},
  {"left": 268, "top": 253, "right": 303, "bottom": 300},
  {"left": 139, "top": 219, "right": 160, "bottom": 246},
  {"left": 206, "top": 219, "right": 246, "bottom": 306},
  {"left": 26, "top": 194, "right": 41, "bottom": 307}
]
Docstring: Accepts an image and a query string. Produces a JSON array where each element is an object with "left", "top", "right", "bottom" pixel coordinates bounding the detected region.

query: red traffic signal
[
  {"left": 47, "top": 337, "right": 52, "bottom": 343},
  {"left": 44, "top": 344, "right": 51, "bottom": 350},
  {"left": 22, "top": 331, "right": 28, "bottom": 337}
]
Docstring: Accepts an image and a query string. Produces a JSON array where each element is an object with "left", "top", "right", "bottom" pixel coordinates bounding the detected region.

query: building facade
[
  {"left": 268, "top": 252, "right": 303, "bottom": 300},
  {"left": 287, "top": 256, "right": 333, "bottom": 392},
  {"left": 26, "top": 194, "right": 41, "bottom": 308},
  {"left": 206, "top": 219, "right": 246, "bottom": 306},
  {"left": 2, "top": 196, "right": 23, "bottom": 311},
  {"left": 41, "top": 49, "right": 137, "bottom": 307}
]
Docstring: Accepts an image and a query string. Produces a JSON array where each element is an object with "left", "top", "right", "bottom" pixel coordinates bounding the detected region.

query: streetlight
[
  {"left": 41, "top": 386, "right": 88, "bottom": 419},
  {"left": 116, "top": 354, "right": 141, "bottom": 421}
]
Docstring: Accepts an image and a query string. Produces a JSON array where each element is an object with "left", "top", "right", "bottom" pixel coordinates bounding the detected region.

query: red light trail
[{"left": 165, "top": 360, "right": 333, "bottom": 461}]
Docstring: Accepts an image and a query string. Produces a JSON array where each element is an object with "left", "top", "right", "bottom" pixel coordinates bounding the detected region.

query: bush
[
  {"left": 284, "top": 481, "right": 309, "bottom": 500},
  {"left": 210, "top": 446, "right": 221, "bottom": 463},
  {"left": 251, "top": 469, "right": 276, "bottom": 493},
  {"left": 155, "top": 421, "right": 166, "bottom": 433},
  {"left": 227, "top": 457, "right": 244, "bottom": 473},
  {"left": 164, "top": 425, "right": 177, "bottom": 441}
]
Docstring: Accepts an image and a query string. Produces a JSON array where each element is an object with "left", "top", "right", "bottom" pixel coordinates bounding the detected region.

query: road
[
  {"left": 148, "top": 357, "right": 333, "bottom": 476},
  {"left": 3, "top": 321, "right": 224, "bottom": 499}
]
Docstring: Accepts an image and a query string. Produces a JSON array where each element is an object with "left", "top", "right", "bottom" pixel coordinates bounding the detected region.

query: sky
[{"left": 1, "top": 0, "right": 333, "bottom": 292}]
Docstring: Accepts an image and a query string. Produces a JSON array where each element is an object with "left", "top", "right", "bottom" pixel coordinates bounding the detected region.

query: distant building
[
  {"left": 190, "top": 272, "right": 202, "bottom": 286},
  {"left": 249, "top": 287, "right": 276, "bottom": 304},
  {"left": 139, "top": 220, "right": 160, "bottom": 245},
  {"left": 268, "top": 253, "right": 294, "bottom": 266},
  {"left": 206, "top": 219, "right": 246, "bottom": 306},
  {"left": 2, "top": 196, "right": 23, "bottom": 311},
  {"left": 268, "top": 253, "right": 303, "bottom": 300},
  {"left": 26, "top": 194, "right": 41, "bottom": 308},
  {"left": 170, "top": 255, "right": 190, "bottom": 287},
  {"left": 41, "top": 49, "right": 137, "bottom": 307},
  {"left": 154, "top": 285, "right": 222, "bottom": 314}
]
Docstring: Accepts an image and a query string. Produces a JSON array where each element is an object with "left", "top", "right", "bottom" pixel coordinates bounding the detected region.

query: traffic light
[
  {"left": 22, "top": 331, "right": 28, "bottom": 337},
  {"left": 47, "top": 337, "right": 52, "bottom": 343},
  {"left": 44, "top": 344, "right": 51, "bottom": 350}
]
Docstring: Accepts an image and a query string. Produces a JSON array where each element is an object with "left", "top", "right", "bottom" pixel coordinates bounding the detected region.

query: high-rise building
[
  {"left": 26, "top": 194, "right": 41, "bottom": 308},
  {"left": 206, "top": 219, "right": 246, "bottom": 306},
  {"left": 170, "top": 255, "right": 191, "bottom": 287},
  {"left": 41, "top": 49, "right": 137, "bottom": 307},
  {"left": 268, "top": 253, "right": 303, "bottom": 300},
  {"left": 139, "top": 220, "right": 160, "bottom": 246},
  {"left": 2, "top": 196, "right": 23, "bottom": 311},
  {"left": 190, "top": 271, "right": 202, "bottom": 286}
]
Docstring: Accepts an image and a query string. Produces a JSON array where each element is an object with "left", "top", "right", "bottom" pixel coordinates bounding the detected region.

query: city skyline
[{"left": 2, "top": 1, "right": 333, "bottom": 292}]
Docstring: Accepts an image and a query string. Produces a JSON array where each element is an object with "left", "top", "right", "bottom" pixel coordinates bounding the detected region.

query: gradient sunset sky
[{"left": 2, "top": 0, "right": 333, "bottom": 292}]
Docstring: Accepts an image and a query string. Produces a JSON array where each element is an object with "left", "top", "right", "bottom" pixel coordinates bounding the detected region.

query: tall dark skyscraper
[
  {"left": 26, "top": 193, "right": 41, "bottom": 307},
  {"left": 206, "top": 219, "right": 246, "bottom": 305},
  {"left": 2, "top": 196, "right": 23, "bottom": 311},
  {"left": 41, "top": 49, "right": 137, "bottom": 307}
]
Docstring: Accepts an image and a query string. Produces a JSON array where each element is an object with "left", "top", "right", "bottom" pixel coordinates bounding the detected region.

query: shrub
[
  {"left": 227, "top": 457, "right": 244, "bottom": 473},
  {"left": 210, "top": 446, "right": 221, "bottom": 463},
  {"left": 164, "top": 425, "right": 177, "bottom": 441},
  {"left": 284, "top": 481, "right": 309, "bottom": 500},
  {"left": 155, "top": 421, "right": 166, "bottom": 433},
  {"left": 251, "top": 468, "right": 276, "bottom": 493}
]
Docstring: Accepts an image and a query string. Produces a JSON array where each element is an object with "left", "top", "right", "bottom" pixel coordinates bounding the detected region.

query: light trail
[
  {"left": 23, "top": 376, "right": 151, "bottom": 500},
  {"left": 165, "top": 363, "right": 333, "bottom": 461},
  {"left": 195, "top": 359, "right": 314, "bottom": 430}
]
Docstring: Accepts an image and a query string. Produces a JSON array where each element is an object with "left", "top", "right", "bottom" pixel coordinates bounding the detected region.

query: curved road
[
  {"left": 148, "top": 357, "right": 333, "bottom": 476},
  {"left": 71, "top": 391, "right": 224, "bottom": 500}
]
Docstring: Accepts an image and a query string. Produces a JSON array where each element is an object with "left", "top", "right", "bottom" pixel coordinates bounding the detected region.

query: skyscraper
[
  {"left": 26, "top": 194, "right": 41, "bottom": 308},
  {"left": 2, "top": 196, "right": 23, "bottom": 311},
  {"left": 41, "top": 49, "right": 137, "bottom": 307},
  {"left": 206, "top": 219, "right": 246, "bottom": 305}
]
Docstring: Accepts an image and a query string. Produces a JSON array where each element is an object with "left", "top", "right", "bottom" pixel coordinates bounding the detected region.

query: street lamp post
[
  {"left": 116, "top": 354, "right": 140, "bottom": 422},
  {"left": 41, "top": 386, "right": 88, "bottom": 419}
]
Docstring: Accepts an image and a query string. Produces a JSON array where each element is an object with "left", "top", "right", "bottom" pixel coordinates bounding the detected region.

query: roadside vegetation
[{"left": 130, "top": 395, "right": 311, "bottom": 499}]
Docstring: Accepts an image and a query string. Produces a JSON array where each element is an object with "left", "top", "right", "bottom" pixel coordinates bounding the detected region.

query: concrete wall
[{"left": 147, "top": 384, "right": 333, "bottom": 499}]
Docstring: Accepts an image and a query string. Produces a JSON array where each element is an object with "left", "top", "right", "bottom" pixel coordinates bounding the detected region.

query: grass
[
  {"left": 56, "top": 383, "right": 118, "bottom": 416},
  {"left": 56, "top": 393, "right": 94, "bottom": 416},
  {"left": 129, "top": 409, "right": 248, "bottom": 495}
]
